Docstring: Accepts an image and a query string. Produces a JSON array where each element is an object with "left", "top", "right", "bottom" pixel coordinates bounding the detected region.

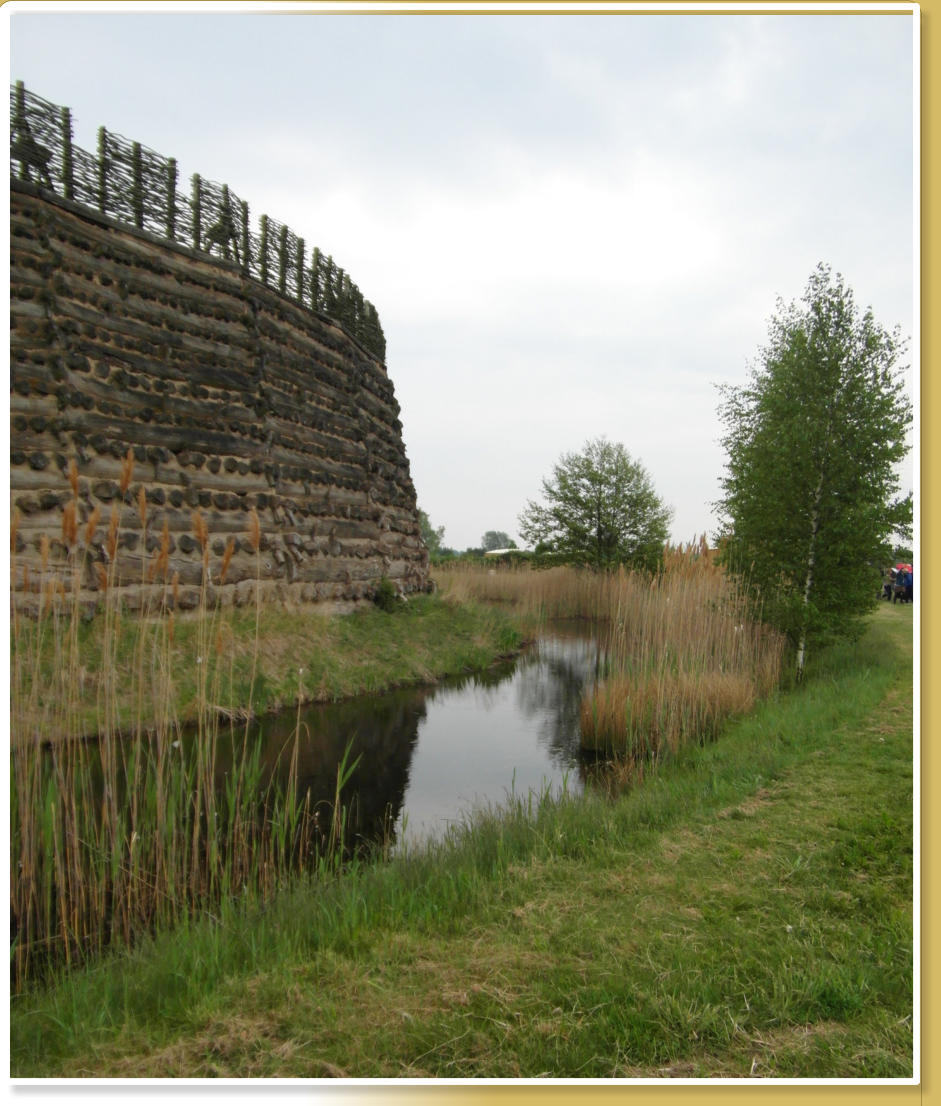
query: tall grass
[
  {"left": 10, "top": 455, "right": 353, "bottom": 990},
  {"left": 435, "top": 539, "right": 786, "bottom": 765}
]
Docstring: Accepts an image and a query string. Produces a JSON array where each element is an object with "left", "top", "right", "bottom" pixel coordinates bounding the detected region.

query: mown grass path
[{"left": 11, "top": 606, "right": 915, "bottom": 1083}]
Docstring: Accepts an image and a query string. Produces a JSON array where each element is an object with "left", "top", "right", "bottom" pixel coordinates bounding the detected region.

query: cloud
[{"left": 7, "top": 7, "right": 915, "bottom": 551}]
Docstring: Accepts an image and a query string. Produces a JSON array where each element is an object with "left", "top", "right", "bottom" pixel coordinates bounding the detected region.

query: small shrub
[{"left": 373, "top": 577, "right": 400, "bottom": 613}]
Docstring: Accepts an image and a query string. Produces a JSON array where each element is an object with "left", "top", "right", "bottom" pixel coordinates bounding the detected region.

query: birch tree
[{"left": 716, "top": 264, "right": 912, "bottom": 678}]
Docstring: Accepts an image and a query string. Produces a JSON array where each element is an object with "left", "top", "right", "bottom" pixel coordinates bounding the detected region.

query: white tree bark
[{"left": 795, "top": 468, "right": 825, "bottom": 680}]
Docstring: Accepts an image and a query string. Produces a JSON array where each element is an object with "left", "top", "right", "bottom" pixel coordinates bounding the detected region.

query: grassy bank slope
[
  {"left": 10, "top": 605, "right": 914, "bottom": 1078},
  {"left": 13, "top": 593, "right": 526, "bottom": 741}
]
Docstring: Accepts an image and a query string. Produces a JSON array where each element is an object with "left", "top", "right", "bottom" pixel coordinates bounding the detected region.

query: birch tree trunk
[{"left": 795, "top": 467, "right": 825, "bottom": 681}]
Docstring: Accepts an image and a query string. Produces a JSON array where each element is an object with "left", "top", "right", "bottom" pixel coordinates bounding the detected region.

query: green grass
[
  {"left": 9, "top": 604, "right": 914, "bottom": 1078},
  {"left": 13, "top": 593, "right": 526, "bottom": 739}
]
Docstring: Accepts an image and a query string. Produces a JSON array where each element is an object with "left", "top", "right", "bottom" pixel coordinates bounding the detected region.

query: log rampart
[{"left": 9, "top": 85, "right": 429, "bottom": 612}]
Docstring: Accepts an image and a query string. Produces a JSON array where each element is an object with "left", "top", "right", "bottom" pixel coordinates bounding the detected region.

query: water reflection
[
  {"left": 513, "top": 631, "right": 608, "bottom": 770},
  {"left": 247, "top": 626, "right": 605, "bottom": 849}
]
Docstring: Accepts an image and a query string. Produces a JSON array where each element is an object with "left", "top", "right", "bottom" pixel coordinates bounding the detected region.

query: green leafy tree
[
  {"left": 716, "top": 264, "right": 912, "bottom": 678},
  {"left": 418, "top": 509, "right": 446, "bottom": 560},
  {"left": 481, "top": 531, "right": 517, "bottom": 552},
  {"left": 519, "top": 438, "right": 672, "bottom": 571}
]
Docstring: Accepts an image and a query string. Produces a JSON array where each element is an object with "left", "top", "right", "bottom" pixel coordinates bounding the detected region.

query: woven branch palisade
[{"left": 9, "top": 81, "right": 386, "bottom": 361}]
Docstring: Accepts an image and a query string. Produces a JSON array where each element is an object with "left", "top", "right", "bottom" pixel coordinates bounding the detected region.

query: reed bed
[
  {"left": 434, "top": 540, "right": 786, "bottom": 763},
  {"left": 10, "top": 454, "right": 352, "bottom": 990}
]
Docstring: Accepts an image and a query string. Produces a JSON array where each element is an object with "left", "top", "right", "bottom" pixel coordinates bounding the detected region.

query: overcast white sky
[{"left": 6, "top": 2, "right": 917, "bottom": 552}]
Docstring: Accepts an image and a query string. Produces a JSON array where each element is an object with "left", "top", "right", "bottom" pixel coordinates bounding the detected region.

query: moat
[{"left": 209, "top": 625, "right": 606, "bottom": 851}]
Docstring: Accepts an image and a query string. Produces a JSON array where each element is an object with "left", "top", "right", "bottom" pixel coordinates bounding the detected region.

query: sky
[{"left": 5, "top": 2, "right": 917, "bottom": 553}]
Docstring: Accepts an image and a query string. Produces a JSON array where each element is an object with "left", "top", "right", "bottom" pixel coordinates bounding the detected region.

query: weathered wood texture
[{"left": 10, "top": 183, "right": 430, "bottom": 612}]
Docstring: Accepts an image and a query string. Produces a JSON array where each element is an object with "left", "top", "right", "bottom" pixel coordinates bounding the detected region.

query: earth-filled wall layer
[{"left": 10, "top": 181, "right": 430, "bottom": 612}]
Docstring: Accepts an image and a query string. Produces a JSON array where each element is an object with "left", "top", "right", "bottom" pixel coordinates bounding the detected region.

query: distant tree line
[{"left": 9, "top": 80, "right": 386, "bottom": 361}]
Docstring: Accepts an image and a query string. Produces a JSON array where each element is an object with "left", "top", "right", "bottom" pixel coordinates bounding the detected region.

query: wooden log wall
[{"left": 10, "top": 181, "right": 431, "bottom": 613}]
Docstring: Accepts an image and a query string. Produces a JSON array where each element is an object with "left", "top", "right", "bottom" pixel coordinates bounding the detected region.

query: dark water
[
  {"left": 15, "top": 627, "right": 607, "bottom": 983},
  {"left": 242, "top": 626, "right": 607, "bottom": 850}
]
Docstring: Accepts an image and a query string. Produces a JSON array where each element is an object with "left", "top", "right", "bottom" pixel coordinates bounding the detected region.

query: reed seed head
[
  {"left": 61, "top": 500, "right": 78, "bottom": 547},
  {"left": 96, "top": 563, "right": 109, "bottom": 591},
  {"left": 67, "top": 458, "right": 79, "bottom": 498},
  {"left": 191, "top": 510, "right": 209, "bottom": 552},
  {"left": 119, "top": 449, "right": 135, "bottom": 494},
  {"left": 84, "top": 504, "right": 101, "bottom": 546},
  {"left": 107, "top": 506, "right": 120, "bottom": 561},
  {"left": 138, "top": 486, "right": 148, "bottom": 528},
  {"left": 153, "top": 519, "right": 171, "bottom": 580},
  {"left": 248, "top": 509, "right": 261, "bottom": 553}
]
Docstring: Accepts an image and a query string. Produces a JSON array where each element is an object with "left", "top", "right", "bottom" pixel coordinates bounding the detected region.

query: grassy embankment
[
  {"left": 10, "top": 602, "right": 913, "bottom": 1078},
  {"left": 13, "top": 580, "right": 524, "bottom": 743},
  {"left": 10, "top": 494, "right": 525, "bottom": 986}
]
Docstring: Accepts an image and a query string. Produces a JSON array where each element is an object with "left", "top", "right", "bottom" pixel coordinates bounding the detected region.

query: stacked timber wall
[{"left": 10, "top": 96, "right": 430, "bottom": 612}]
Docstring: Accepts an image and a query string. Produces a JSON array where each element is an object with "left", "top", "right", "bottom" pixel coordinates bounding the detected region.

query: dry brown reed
[
  {"left": 248, "top": 508, "right": 261, "bottom": 554},
  {"left": 220, "top": 536, "right": 235, "bottom": 585},
  {"left": 67, "top": 457, "right": 79, "bottom": 498},
  {"left": 119, "top": 448, "right": 134, "bottom": 494},
  {"left": 83, "top": 504, "right": 101, "bottom": 546},
  {"left": 61, "top": 500, "right": 77, "bottom": 547},
  {"left": 9, "top": 483, "right": 337, "bottom": 991},
  {"left": 435, "top": 538, "right": 785, "bottom": 763}
]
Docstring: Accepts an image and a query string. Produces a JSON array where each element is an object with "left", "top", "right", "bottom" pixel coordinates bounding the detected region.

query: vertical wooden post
[
  {"left": 296, "top": 238, "right": 305, "bottom": 303},
  {"left": 324, "top": 256, "right": 335, "bottom": 313},
  {"left": 310, "top": 247, "right": 322, "bottom": 311},
  {"left": 220, "top": 185, "right": 232, "bottom": 260},
  {"left": 352, "top": 286, "right": 364, "bottom": 341},
  {"left": 14, "top": 82, "right": 29, "bottom": 183},
  {"left": 278, "top": 225, "right": 288, "bottom": 295},
  {"left": 60, "top": 106, "right": 74, "bottom": 199},
  {"left": 259, "top": 215, "right": 269, "bottom": 285},
  {"left": 166, "top": 158, "right": 178, "bottom": 240},
  {"left": 191, "top": 173, "right": 202, "bottom": 251},
  {"left": 97, "top": 126, "right": 108, "bottom": 213},
  {"left": 340, "top": 272, "right": 351, "bottom": 325},
  {"left": 240, "top": 200, "right": 250, "bottom": 273},
  {"left": 131, "top": 142, "right": 144, "bottom": 228}
]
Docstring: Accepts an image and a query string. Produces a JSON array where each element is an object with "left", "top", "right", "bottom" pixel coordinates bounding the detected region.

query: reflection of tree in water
[
  {"left": 218, "top": 687, "right": 428, "bottom": 854},
  {"left": 513, "top": 631, "right": 607, "bottom": 770},
  {"left": 203, "top": 627, "right": 614, "bottom": 853},
  {"left": 422, "top": 656, "right": 520, "bottom": 710}
]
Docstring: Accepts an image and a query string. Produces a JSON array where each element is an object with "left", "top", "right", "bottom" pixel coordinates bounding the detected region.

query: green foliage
[
  {"left": 716, "top": 264, "right": 912, "bottom": 673},
  {"left": 418, "top": 509, "right": 447, "bottom": 560},
  {"left": 372, "top": 576, "right": 401, "bottom": 613},
  {"left": 481, "top": 530, "right": 516, "bottom": 552},
  {"left": 518, "top": 437, "right": 672, "bottom": 571}
]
